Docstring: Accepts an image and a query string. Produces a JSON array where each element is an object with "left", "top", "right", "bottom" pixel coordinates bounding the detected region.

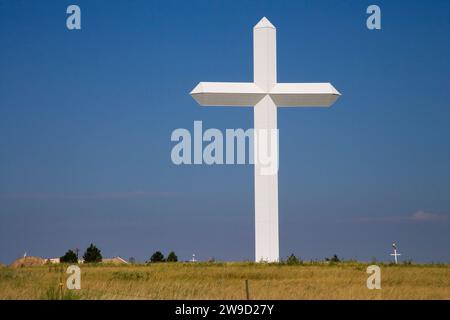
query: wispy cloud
[
  {"left": 0, "top": 191, "right": 178, "bottom": 200},
  {"left": 410, "top": 210, "right": 450, "bottom": 222},
  {"left": 355, "top": 210, "right": 450, "bottom": 223}
]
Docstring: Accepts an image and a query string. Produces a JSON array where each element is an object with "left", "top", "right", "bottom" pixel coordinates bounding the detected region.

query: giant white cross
[{"left": 190, "top": 17, "right": 341, "bottom": 262}]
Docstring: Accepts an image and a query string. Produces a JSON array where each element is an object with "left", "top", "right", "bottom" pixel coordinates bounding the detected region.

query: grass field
[{"left": 0, "top": 262, "right": 449, "bottom": 300}]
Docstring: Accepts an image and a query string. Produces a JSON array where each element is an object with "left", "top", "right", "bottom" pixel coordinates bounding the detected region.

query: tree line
[
  {"left": 60, "top": 244, "right": 342, "bottom": 264},
  {"left": 59, "top": 244, "right": 179, "bottom": 264}
]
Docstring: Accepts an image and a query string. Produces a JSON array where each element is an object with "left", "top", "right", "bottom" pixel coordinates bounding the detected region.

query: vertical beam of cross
[{"left": 253, "top": 18, "right": 279, "bottom": 262}]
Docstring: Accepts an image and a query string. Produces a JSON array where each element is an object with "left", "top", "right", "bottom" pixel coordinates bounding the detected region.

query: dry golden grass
[{"left": 0, "top": 262, "right": 449, "bottom": 300}]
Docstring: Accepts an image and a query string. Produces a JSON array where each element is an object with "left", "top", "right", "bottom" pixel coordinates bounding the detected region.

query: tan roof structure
[{"left": 102, "top": 256, "right": 128, "bottom": 264}]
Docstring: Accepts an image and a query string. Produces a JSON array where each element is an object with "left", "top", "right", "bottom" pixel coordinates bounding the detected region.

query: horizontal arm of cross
[
  {"left": 190, "top": 82, "right": 340, "bottom": 107},
  {"left": 270, "top": 83, "right": 340, "bottom": 107},
  {"left": 190, "top": 82, "right": 265, "bottom": 106}
]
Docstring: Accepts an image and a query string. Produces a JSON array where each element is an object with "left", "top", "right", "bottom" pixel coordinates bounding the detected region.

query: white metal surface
[
  {"left": 190, "top": 17, "right": 341, "bottom": 262},
  {"left": 391, "top": 243, "right": 401, "bottom": 264}
]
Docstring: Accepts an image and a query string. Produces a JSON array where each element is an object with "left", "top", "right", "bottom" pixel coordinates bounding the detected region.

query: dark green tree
[
  {"left": 60, "top": 249, "right": 78, "bottom": 263},
  {"left": 166, "top": 251, "right": 178, "bottom": 262},
  {"left": 150, "top": 251, "right": 165, "bottom": 263},
  {"left": 83, "top": 243, "right": 102, "bottom": 263}
]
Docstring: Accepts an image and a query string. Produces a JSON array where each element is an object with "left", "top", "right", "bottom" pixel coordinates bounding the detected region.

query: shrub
[
  {"left": 403, "top": 258, "right": 413, "bottom": 265},
  {"left": 326, "top": 254, "right": 341, "bottom": 263},
  {"left": 286, "top": 253, "right": 302, "bottom": 265},
  {"left": 111, "top": 271, "right": 149, "bottom": 280},
  {"left": 42, "top": 284, "right": 81, "bottom": 300}
]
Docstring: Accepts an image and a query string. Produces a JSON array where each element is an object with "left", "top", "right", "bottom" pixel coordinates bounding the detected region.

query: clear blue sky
[{"left": 1, "top": 0, "right": 449, "bottom": 264}]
